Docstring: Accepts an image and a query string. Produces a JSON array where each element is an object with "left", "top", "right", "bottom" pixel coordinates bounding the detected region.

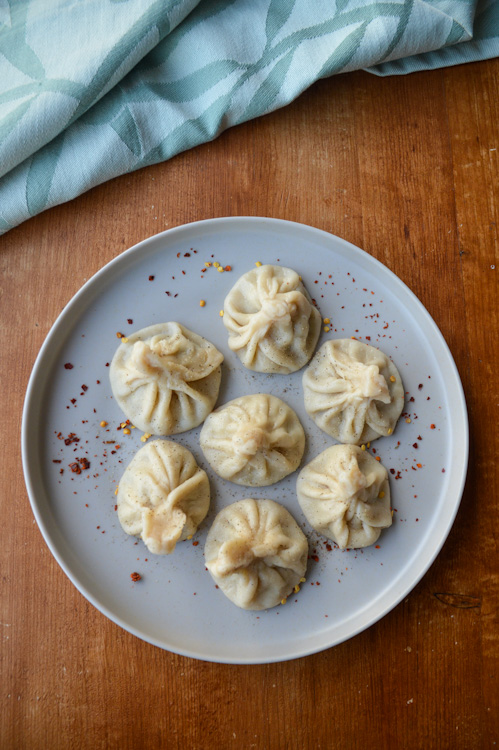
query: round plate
[{"left": 22, "top": 217, "right": 468, "bottom": 664}]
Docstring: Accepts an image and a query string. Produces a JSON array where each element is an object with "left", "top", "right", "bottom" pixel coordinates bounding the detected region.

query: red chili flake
[
  {"left": 81, "top": 384, "right": 88, "bottom": 392},
  {"left": 148, "top": 275, "right": 155, "bottom": 281},
  {"left": 375, "top": 545, "right": 380, "bottom": 549},
  {"left": 127, "top": 319, "right": 133, "bottom": 325},
  {"left": 311, "top": 555, "right": 319, "bottom": 563},
  {"left": 176, "top": 252, "right": 181, "bottom": 258},
  {"left": 418, "top": 384, "right": 423, "bottom": 389},
  {"left": 130, "top": 572, "right": 141, "bottom": 582},
  {"left": 69, "top": 462, "right": 81, "bottom": 474},
  {"left": 416, "top": 463, "right": 422, "bottom": 468},
  {"left": 182, "top": 270, "right": 186, "bottom": 275},
  {"left": 417, "top": 435, "right": 422, "bottom": 441},
  {"left": 96, "top": 380, "right": 100, "bottom": 385},
  {"left": 79, "top": 457, "right": 90, "bottom": 470},
  {"left": 52, "top": 459, "right": 62, "bottom": 464},
  {"left": 192, "top": 541, "right": 199, "bottom": 546},
  {"left": 114, "top": 505, "right": 117, "bottom": 511},
  {"left": 430, "top": 424, "right": 436, "bottom": 429},
  {"left": 412, "top": 443, "right": 418, "bottom": 449},
  {"left": 64, "top": 363, "right": 74, "bottom": 369},
  {"left": 70, "top": 398, "right": 77, "bottom": 405},
  {"left": 325, "top": 544, "right": 332, "bottom": 551},
  {"left": 442, "top": 468, "right": 446, "bottom": 473},
  {"left": 225, "top": 265, "right": 232, "bottom": 272},
  {"left": 184, "top": 252, "right": 191, "bottom": 257}
]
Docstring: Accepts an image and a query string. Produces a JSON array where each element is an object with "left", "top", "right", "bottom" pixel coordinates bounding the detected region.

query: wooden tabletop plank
[{"left": 1, "top": 58, "right": 497, "bottom": 749}]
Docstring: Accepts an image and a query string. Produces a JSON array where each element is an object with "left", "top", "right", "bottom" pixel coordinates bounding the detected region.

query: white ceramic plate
[{"left": 22, "top": 217, "right": 468, "bottom": 664}]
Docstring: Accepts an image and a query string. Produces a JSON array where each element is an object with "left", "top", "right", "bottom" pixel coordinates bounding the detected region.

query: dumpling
[
  {"left": 303, "top": 338, "right": 404, "bottom": 444},
  {"left": 205, "top": 499, "right": 308, "bottom": 610},
  {"left": 110, "top": 322, "right": 224, "bottom": 435},
  {"left": 296, "top": 444, "right": 392, "bottom": 549},
  {"left": 223, "top": 264, "right": 321, "bottom": 373},
  {"left": 200, "top": 394, "right": 305, "bottom": 486},
  {"left": 116, "top": 439, "right": 210, "bottom": 555}
]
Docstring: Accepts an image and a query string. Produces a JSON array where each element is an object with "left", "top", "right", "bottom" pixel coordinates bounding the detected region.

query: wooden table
[{"left": 2, "top": 58, "right": 498, "bottom": 749}]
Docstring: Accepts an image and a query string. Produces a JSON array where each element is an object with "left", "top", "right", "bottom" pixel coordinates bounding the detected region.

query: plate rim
[{"left": 21, "top": 216, "right": 469, "bottom": 664}]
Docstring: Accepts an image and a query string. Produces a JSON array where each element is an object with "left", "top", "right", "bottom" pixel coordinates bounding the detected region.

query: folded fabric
[{"left": 0, "top": 0, "right": 498, "bottom": 235}]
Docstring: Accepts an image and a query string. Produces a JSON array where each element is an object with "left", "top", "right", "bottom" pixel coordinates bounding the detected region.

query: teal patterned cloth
[{"left": 1, "top": 0, "right": 498, "bottom": 234}]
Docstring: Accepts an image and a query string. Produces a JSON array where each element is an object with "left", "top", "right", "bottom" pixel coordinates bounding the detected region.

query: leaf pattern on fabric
[{"left": 0, "top": 0, "right": 497, "bottom": 233}]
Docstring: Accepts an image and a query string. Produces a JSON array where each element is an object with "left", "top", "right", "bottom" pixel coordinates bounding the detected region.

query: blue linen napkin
[{"left": 0, "top": 0, "right": 497, "bottom": 235}]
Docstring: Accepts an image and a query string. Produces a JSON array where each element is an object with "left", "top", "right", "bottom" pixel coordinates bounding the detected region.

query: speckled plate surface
[{"left": 22, "top": 217, "right": 468, "bottom": 664}]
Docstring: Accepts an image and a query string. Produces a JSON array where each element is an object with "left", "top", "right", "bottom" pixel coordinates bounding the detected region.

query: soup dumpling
[{"left": 223, "top": 264, "right": 321, "bottom": 374}]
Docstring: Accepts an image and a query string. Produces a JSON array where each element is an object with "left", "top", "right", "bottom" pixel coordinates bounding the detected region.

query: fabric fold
[{"left": 0, "top": 0, "right": 497, "bottom": 235}]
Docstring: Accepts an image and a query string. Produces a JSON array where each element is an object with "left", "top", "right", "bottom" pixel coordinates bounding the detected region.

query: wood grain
[{"left": 1, "top": 59, "right": 498, "bottom": 750}]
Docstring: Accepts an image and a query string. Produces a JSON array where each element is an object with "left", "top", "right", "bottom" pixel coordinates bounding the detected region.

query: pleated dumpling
[
  {"left": 303, "top": 339, "right": 404, "bottom": 444},
  {"left": 223, "top": 264, "right": 321, "bottom": 373},
  {"left": 200, "top": 394, "right": 305, "bottom": 486},
  {"left": 117, "top": 439, "right": 210, "bottom": 555},
  {"left": 110, "top": 322, "right": 224, "bottom": 435},
  {"left": 205, "top": 499, "right": 308, "bottom": 610},
  {"left": 296, "top": 445, "right": 392, "bottom": 549}
]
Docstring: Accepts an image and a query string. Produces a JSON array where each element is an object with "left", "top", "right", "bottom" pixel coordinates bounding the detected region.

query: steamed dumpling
[
  {"left": 223, "top": 264, "right": 321, "bottom": 373},
  {"left": 303, "top": 339, "right": 404, "bottom": 444},
  {"left": 117, "top": 439, "right": 210, "bottom": 555},
  {"left": 205, "top": 499, "right": 308, "bottom": 610},
  {"left": 200, "top": 394, "right": 305, "bottom": 486},
  {"left": 296, "top": 444, "right": 392, "bottom": 549},
  {"left": 110, "top": 322, "right": 223, "bottom": 435}
]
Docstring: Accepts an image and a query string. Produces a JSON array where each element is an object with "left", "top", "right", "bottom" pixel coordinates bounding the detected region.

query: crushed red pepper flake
[
  {"left": 130, "top": 572, "right": 142, "bottom": 582},
  {"left": 64, "top": 363, "right": 73, "bottom": 369}
]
